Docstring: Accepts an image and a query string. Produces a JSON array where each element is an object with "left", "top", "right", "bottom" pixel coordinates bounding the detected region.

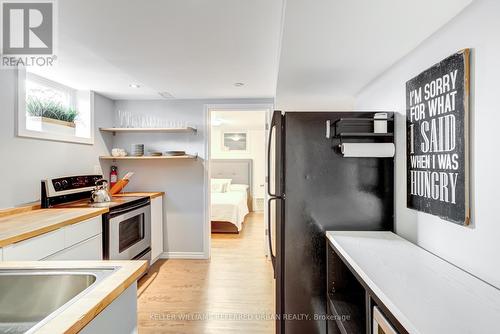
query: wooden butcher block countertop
[
  {"left": 113, "top": 191, "right": 164, "bottom": 199},
  {"left": 0, "top": 208, "right": 108, "bottom": 247}
]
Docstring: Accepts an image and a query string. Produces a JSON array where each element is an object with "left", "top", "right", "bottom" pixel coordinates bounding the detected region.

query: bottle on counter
[{"left": 110, "top": 165, "right": 118, "bottom": 188}]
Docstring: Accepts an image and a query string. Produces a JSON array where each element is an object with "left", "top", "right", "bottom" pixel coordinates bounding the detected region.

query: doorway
[{"left": 205, "top": 104, "right": 272, "bottom": 259}]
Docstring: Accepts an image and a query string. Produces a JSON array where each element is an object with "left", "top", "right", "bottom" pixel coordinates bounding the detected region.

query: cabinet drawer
[
  {"left": 64, "top": 216, "right": 102, "bottom": 247},
  {"left": 45, "top": 234, "right": 102, "bottom": 261},
  {"left": 3, "top": 228, "right": 65, "bottom": 261}
]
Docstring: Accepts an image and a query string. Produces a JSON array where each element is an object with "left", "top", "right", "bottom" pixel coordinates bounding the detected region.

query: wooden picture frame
[{"left": 406, "top": 49, "right": 471, "bottom": 225}]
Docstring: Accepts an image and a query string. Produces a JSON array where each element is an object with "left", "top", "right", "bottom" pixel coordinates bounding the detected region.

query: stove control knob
[
  {"left": 54, "top": 182, "right": 61, "bottom": 191},
  {"left": 61, "top": 180, "right": 69, "bottom": 189}
]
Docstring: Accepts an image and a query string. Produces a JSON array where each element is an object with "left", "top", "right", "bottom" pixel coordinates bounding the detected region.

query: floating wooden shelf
[
  {"left": 99, "top": 127, "right": 197, "bottom": 135},
  {"left": 99, "top": 155, "right": 198, "bottom": 160}
]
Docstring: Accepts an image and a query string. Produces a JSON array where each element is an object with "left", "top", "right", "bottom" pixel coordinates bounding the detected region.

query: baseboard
[
  {"left": 159, "top": 251, "right": 207, "bottom": 259},
  {"left": 150, "top": 254, "right": 162, "bottom": 265}
]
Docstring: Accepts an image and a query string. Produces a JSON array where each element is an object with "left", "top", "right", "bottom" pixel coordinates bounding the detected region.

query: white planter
[{"left": 26, "top": 116, "right": 76, "bottom": 136}]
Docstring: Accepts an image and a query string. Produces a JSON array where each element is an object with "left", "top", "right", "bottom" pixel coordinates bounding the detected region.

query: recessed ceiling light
[
  {"left": 129, "top": 83, "right": 141, "bottom": 88},
  {"left": 234, "top": 82, "right": 244, "bottom": 87},
  {"left": 158, "top": 91, "right": 175, "bottom": 99}
]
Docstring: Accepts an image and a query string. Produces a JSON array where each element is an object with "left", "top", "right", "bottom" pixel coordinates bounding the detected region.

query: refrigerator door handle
[
  {"left": 267, "top": 196, "right": 281, "bottom": 277},
  {"left": 267, "top": 111, "right": 282, "bottom": 198}
]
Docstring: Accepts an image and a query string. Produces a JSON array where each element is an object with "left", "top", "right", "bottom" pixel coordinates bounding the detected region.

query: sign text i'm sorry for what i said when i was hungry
[{"left": 406, "top": 49, "right": 470, "bottom": 225}]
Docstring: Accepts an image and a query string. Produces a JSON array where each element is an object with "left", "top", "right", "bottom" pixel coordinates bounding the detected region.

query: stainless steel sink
[{"left": 0, "top": 268, "right": 114, "bottom": 334}]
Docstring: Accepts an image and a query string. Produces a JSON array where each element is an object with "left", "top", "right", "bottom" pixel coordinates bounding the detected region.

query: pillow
[
  {"left": 229, "top": 184, "right": 249, "bottom": 192},
  {"left": 211, "top": 178, "right": 232, "bottom": 193}
]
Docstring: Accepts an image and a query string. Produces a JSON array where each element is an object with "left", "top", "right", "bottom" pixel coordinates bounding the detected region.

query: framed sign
[{"left": 406, "top": 49, "right": 470, "bottom": 225}]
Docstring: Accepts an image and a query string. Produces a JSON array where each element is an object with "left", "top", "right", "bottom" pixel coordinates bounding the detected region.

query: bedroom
[{"left": 209, "top": 109, "right": 268, "bottom": 249}]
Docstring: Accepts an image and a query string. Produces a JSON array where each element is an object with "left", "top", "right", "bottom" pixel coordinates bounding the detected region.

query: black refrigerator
[{"left": 267, "top": 111, "right": 394, "bottom": 334}]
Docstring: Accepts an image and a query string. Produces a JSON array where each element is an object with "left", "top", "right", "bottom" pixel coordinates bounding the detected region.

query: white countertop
[{"left": 326, "top": 231, "right": 500, "bottom": 334}]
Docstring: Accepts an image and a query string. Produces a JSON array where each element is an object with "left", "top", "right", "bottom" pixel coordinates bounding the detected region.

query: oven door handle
[
  {"left": 140, "top": 217, "right": 145, "bottom": 239},
  {"left": 109, "top": 200, "right": 150, "bottom": 217}
]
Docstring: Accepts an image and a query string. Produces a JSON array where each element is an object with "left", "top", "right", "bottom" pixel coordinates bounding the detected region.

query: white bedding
[{"left": 211, "top": 190, "right": 249, "bottom": 231}]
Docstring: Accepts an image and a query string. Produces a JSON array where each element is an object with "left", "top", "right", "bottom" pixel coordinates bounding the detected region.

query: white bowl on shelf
[{"left": 111, "top": 148, "right": 127, "bottom": 157}]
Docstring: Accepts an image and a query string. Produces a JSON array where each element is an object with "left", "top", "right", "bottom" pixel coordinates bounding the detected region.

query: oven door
[{"left": 109, "top": 204, "right": 151, "bottom": 260}]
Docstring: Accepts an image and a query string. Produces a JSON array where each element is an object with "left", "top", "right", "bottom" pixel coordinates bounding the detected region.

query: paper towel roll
[
  {"left": 374, "top": 112, "right": 388, "bottom": 133},
  {"left": 340, "top": 143, "right": 395, "bottom": 158}
]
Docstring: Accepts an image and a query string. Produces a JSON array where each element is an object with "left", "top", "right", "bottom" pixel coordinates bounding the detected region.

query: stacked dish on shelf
[{"left": 131, "top": 144, "right": 145, "bottom": 156}]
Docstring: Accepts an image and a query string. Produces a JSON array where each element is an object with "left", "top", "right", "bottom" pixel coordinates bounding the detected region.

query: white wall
[
  {"left": 210, "top": 111, "right": 267, "bottom": 203},
  {"left": 0, "top": 69, "right": 114, "bottom": 208},
  {"left": 110, "top": 99, "right": 272, "bottom": 257},
  {"left": 356, "top": 0, "right": 500, "bottom": 287}
]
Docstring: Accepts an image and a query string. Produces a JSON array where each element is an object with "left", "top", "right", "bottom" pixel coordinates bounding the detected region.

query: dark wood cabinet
[{"left": 326, "top": 240, "right": 406, "bottom": 334}]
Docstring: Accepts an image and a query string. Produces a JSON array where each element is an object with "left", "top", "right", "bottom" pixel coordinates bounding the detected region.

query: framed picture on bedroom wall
[{"left": 222, "top": 131, "right": 249, "bottom": 152}]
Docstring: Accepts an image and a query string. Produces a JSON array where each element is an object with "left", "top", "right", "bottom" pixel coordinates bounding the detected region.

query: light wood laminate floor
[{"left": 138, "top": 212, "right": 275, "bottom": 333}]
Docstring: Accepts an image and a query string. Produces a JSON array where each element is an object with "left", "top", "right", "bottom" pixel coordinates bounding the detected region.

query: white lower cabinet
[
  {"left": 44, "top": 234, "right": 102, "bottom": 261},
  {"left": 1, "top": 216, "right": 102, "bottom": 261},
  {"left": 80, "top": 283, "right": 138, "bottom": 334},
  {"left": 151, "top": 196, "right": 164, "bottom": 263},
  {"left": 64, "top": 216, "right": 101, "bottom": 247},
  {"left": 3, "top": 228, "right": 65, "bottom": 261}
]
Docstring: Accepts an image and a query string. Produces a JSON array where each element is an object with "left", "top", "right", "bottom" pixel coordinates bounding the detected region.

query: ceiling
[
  {"left": 30, "top": 0, "right": 473, "bottom": 103},
  {"left": 31, "top": 0, "right": 284, "bottom": 100},
  {"left": 275, "top": 0, "right": 473, "bottom": 110}
]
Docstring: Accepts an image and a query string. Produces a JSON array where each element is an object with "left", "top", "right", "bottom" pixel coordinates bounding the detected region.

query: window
[
  {"left": 25, "top": 73, "right": 77, "bottom": 130},
  {"left": 17, "top": 69, "right": 94, "bottom": 144},
  {"left": 26, "top": 73, "right": 75, "bottom": 111}
]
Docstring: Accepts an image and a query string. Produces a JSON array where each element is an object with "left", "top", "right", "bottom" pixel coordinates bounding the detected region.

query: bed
[{"left": 211, "top": 159, "right": 253, "bottom": 233}]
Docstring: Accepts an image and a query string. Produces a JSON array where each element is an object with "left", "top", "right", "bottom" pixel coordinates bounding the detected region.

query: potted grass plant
[{"left": 26, "top": 96, "right": 79, "bottom": 135}]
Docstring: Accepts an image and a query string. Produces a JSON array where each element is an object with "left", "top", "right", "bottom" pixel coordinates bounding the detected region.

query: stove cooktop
[{"left": 52, "top": 196, "right": 147, "bottom": 210}]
